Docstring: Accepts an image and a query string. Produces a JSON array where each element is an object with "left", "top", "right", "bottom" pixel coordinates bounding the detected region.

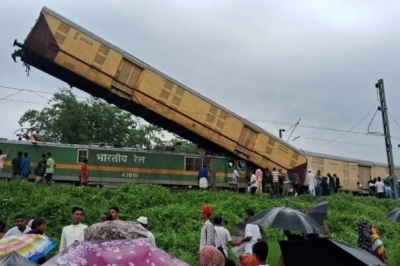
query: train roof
[
  {"left": 0, "top": 139, "right": 235, "bottom": 159},
  {"left": 40, "top": 6, "right": 305, "bottom": 157},
  {"left": 302, "top": 150, "right": 400, "bottom": 169}
]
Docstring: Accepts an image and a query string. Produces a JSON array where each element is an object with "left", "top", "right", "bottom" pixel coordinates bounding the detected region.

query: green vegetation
[{"left": 1, "top": 180, "right": 400, "bottom": 265}]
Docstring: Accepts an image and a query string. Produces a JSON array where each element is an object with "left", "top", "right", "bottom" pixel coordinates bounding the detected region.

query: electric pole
[{"left": 376, "top": 79, "right": 397, "bottom": 200}]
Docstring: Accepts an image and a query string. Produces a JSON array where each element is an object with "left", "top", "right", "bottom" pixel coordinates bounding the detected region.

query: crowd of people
[
  {"left": 0, "top": 206, "right": 156, "bottom": 265},
  {"left": 199, "top": 205, "right": 270, "bottom": 266}
]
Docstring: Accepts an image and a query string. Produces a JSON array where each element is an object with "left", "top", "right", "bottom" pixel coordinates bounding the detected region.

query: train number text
[
  {"left": 121, "top": 172, "right": 138, "bottom": 178},
  {"left": 79, "top": 36, "right": 93, "bottom": 46}
]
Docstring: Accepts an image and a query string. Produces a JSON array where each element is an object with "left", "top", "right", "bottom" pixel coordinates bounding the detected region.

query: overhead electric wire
[{"left": 305, "top": 104, "right": 379, "bottom": 151}]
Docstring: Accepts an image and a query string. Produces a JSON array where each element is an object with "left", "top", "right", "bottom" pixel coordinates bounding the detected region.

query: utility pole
[
  {"left": 279, "top": 129, "right": 285, "bottom": 139},
  {"left": 375, "top": 79, "right": 398, "bottom": 200}
]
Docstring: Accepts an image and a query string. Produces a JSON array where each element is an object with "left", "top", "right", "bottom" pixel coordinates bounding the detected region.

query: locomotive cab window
[
  {"left": 185, "top": 157, "right": 203, "bottom": 171},
  {"left": 77, "top": 149, "right": 88, "bottom": 163}
]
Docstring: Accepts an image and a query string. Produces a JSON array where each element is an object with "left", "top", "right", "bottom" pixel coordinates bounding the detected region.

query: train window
[
  {"left": 237, "top": 160, "right": 247, "bottom": 169},
  {"left": 77, "top": 149, "right": 88, "bottom": 163},
  {"left": 185, "top": 156, "right": 203, "bottom": 171}
]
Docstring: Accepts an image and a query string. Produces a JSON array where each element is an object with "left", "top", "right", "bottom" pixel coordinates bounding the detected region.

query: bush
[{"left": 1, "top": 180, "right": 399, "bottom": 265}]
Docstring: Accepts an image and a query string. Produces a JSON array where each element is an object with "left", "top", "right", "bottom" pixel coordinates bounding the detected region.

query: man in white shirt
[
  {"left": 0, "top": 148, "right": 9, "bottom": 177},
  {"left": 232, "top": 167, "right": 239, "bottom": 183},
  {"left": 375, "top": 177, "right": 386, "bottom": 199},
  {"left": 239, "top": 209, "right": 262, "bottom": 254},
  {"left": 59, "top": 207, "right": 88, "bottom": 253},
  {"left": 271, "top": 168, "right": 279, "bottom": 197},
  {"left": 137, "top": 216, "right": 156, "bottom": 247},
  {"left": 307, "top": 169, "right": 316, "bottom": 196},
  {"left": 213, "top": 215, "right": 242, "bottom": 258},
  {"left": 253, "top": 240, "right": 270, "bottom": 266},
  {"left": 3, "top": 213, "right": 31, "bottom": 238},
  {"left": 250, "top": 171, "right": 258, "bottom": 195}
]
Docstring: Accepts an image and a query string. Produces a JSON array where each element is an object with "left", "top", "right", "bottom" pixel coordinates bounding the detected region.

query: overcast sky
[{"left": 1, "top": 0, "right": 400, "bottom": 165}]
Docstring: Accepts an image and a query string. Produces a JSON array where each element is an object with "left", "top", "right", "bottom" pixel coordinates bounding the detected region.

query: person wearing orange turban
[{"left": 199, "top": 205, "right": 215, "bottom": 249}]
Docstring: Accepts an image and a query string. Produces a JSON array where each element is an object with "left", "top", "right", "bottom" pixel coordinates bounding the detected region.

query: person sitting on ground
[
  {"left": 252, "top": 240, "right": 270, "bottom": 266},
  {"left": 198, "top": 246, "right": 225, "bottom": 266}
]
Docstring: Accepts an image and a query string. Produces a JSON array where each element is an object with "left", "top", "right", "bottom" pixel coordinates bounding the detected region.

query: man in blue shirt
[
  {"left": 198, "top": 165, "right": 209, "bottom": 190},
  {"left": 385, "top": 183, "right": 392, "bottom": 198},
  {"left": 20, "top": 153, "right": 31, "bottom": 178}
]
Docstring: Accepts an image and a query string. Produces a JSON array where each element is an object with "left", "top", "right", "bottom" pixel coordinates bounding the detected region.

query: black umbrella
[
  {"left": 0, "top": 252, "right": 39, "bottom": 266},
  {"left": 308, "top": 201, "right": 328, "bottom": 226},
  {"left": 229, "top": 222, "right": 267, "bottom": 258},
  {"left": 386, "top": 207, "right": 400, "bottom": 222},
  {"left": 279, "top": 238, "right": 385, "bottom": 266},
  {"left": 247, "top": 207, "right": 324, "bottom": 234}
]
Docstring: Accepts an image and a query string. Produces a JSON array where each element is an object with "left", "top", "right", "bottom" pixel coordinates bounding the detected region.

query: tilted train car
[
  {"left": 11, "top": 6, "right": 307, "bottom": 178},
  {"left": 303, "top": 151, "right": 400, "bottom": 192},
  {"left": 0, "top": 140, "right": 247, "bottom": 188}
]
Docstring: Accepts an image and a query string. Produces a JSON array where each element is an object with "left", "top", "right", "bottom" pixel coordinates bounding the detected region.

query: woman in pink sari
[{"left": 255, "top": 168, "right": 263, "bottom": 194}]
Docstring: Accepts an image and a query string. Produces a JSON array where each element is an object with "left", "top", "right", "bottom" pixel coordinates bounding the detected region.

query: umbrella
[
  {"left": 308, "top": 201, "right": 328, "bottom": 226},
  {"left": 0, "top": 234, "right": 55, "bottom": 262},
  {"left": 43, "top": 238, "right": 190, "bottom": 266},
  {"left": 229, "top": 222, "right": 267, "bottom": 258},
  {"left": 84, "top": 220, "right": 148, "bottom": 241},
  {"left": 247, "top": 207, "right": 324, "bottom": 234},
  {"left": 0, "top": 252, "right": 39, "bottom": 266},
  {"left": 386, "top": 207, "right": 400, "bottom": 222},
  {"left": 279, "top": 238, "right": 385, "bottom": 266}
]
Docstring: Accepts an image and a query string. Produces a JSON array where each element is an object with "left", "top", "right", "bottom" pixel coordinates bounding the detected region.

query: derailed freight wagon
[
  {"left": 0, "top": 140, "right": 246, "bottom": 189},
  {"left": 11, "top": 6, "right": 308, "bottom": 180},
  {"left": 303, "top": 150, "right": 400, "bottom": 192}
]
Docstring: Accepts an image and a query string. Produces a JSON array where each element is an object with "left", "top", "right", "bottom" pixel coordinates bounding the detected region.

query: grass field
[{"left": 1, "top": 180, "right": 399, "bottom": 265}]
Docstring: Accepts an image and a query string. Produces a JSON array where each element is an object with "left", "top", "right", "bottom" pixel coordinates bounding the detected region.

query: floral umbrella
[
  {"left": 0, "top": 234, "right": 56, "bottom": 262},
  {"left": 84, "top": 220, "right": 148, "bottom": 241},
  {"left": 43, "top": 238, "right": 190, "bottom": 266}
]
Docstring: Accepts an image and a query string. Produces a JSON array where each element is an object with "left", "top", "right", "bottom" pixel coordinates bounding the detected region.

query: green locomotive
[{"left": 0, "top": 140, "right": 247, "bottom": 189}]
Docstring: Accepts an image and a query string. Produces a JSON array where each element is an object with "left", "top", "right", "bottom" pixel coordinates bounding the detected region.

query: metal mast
[{"left": 375, "top": 79, "right": 397, "bottom": 199}]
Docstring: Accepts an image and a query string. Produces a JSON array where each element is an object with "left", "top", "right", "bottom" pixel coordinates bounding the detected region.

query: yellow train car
[
  {"left": 303, "top": 151, "right": 400, "bottom": 192},
  {"left": 12, "top": 7, "right": 307, "bottom": 176}
]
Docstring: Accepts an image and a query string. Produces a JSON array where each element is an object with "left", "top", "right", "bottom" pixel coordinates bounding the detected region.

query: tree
[{"left": 18, "top": 88, "right": 164, "bottom": 146}]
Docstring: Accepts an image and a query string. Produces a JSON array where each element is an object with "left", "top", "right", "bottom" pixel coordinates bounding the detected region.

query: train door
[{"left": 358, "top": 165, "right": 371, "bottom": 188}]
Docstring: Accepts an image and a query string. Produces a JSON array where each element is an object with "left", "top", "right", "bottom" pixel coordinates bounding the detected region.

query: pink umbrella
[{"left": 43, "top": 238, "right": 189, "bottom": 266}]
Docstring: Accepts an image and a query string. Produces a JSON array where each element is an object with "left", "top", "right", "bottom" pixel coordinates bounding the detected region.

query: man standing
[
  {"left": 0, "top": 148, "right": 9, "bottom": 178},
  {"left": 79, "top": 159, "right": 88, "bottom": 186},
  {"left": 198, "top": 164, "right": 209, "bottom": 191},
  {"left": 279, "top": 169, "right": 290, "bottom": 197},
  {"left": 34, "top": 154, "right": 47, "bottom": 185},
  {"left": 59, "top": 207, "right": 88, "bottom": 252},
  {"left": 239, "top": 209, "right": 261, "bottom": 255},
  {"left": 255, "top": 168, "right": 263, "bottom": 194},
  {"left": 3, "top": 213, "right": 31, "bottom": 237},
  {"left": 137, "top": 216, "right": 156, "bottom": 247},
  {"left": 20, "top": 153, "right": 31, "bottom": 179},
  {"left": 44, "top": 152, "right": 55, "bottom": 186},
  {"left": 199, "top": 205, "right": 215, "bottom": 250},
  {"left": 315, "top": 170, "right": 323, "bottom": 196},
  {"left": 11, "top": 151, "right": 22, "bottom": 179},
  {"left": 307, "top": 169, "right": 316, "bottom": 196},
  {"left": 271, "top": 168, "right": 279, "bottom": 197},
  {"left": 213, "top": 215, "right": 241, "bottom": 258},
  {"left": 232, "top": 167, "right": 239, "bottom": 183}
]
